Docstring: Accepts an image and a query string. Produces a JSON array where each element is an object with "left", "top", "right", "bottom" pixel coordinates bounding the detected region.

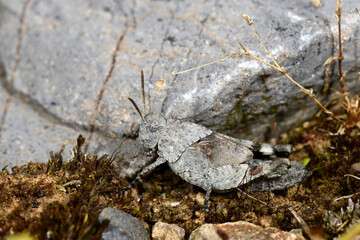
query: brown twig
[
  {"left": 237, "top": 187, "right": 267, "bottom": 205},
  {"left": 161, "top": 55, "right": 239, "bottom": 79},
  {"left": 242, "top": 14, "right": 281, "bottom": 70},
  {"left": 288, "top": 207, "right": 313, "bottom": 239},
  {"left": 335, "top": 0, "right": 345, "bottom": 97},
  {"left": 323, "top": 56, "right": 342, "bottom": 93}
]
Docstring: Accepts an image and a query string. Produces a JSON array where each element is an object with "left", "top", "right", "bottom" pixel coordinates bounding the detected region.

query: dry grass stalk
[
  {"left": 323, "top": 0, "right": 345, "bottom": 95},
  {"left": 158, "top": 54, "right": 246, "bottom": 89},
  {"left": 240, "top": 15, "right": 344, "bottom": 125},
  {"left": 160, "top": 13, "right": 345, "bottom": 126},
  {"left": 342, "top": 95, "right": 360, "bottom": 128}
]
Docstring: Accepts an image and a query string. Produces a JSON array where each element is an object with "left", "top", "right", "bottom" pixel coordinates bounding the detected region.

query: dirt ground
[{"left": 1, "top": 115, "right": 360, "bottom": 239}]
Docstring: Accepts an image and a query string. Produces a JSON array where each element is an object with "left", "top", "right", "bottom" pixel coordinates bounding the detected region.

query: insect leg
[
  {"left": 253, "top": 143, "right": 292, "bottom": 158},
  {"left": 120, "top": 157, "right": 167, "bottom": 190},
  {"left": 273, "top": 144, "right": 292, "bottom": 157},
  {"left": 203, "top": 188, "right": 212, "bottom": 212}
]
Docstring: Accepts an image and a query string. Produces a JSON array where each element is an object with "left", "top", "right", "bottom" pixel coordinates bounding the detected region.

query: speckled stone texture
[
  {"left": 98, "top": 207, "right": 149, "bottom": 240},
  {"left": 0, "top": 0, "right": 359, "bottom": 176}
]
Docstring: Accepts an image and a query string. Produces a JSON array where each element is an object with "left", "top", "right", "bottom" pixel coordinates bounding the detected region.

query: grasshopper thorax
[{"left": 139, "top": 112, "right": 167, "bottom": 150}]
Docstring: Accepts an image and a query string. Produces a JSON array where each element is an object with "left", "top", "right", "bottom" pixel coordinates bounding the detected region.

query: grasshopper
[{"left": 122, "top": 71, "right": 309, "bottom": 209}]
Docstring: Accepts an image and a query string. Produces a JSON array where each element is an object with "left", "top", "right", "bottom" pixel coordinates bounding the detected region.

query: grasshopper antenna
[
  {"left": 128, "top": 97, "right": 144, "bottom": 122},
  {"left": 141, "top": 70, "right": 146, "bottom": 116},
  {"left": 128, "top": 71, "right": 147, "bottom": 122}
]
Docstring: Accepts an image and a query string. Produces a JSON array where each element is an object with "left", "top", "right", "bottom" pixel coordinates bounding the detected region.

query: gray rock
[
  {"left": 98, "top": 207, "right": 149, "bottom": 240},
  {"left": 152, "top": 222, "right": 185, "bottom": 240},
  {"left": 0, "top": 0, "right": 359, "bottom": 176},
  {"left": 0, "top": 73, "right": 120, "bottom": 173},
  {"left": 0, "top": 83, "right": 78, "bottom": 169},
  {"left": 189, "top": 221, "right": 305, "bottom": 240}
]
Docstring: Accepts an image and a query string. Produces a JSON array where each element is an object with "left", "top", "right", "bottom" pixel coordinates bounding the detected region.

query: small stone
[
  {"left": 195, "top": 192, "right": 205, "bottom": 206},
  {"left": 280, "top": 133, "right": 289, "bottom": 142},
  {"left": 351, "top": 162, "right": 360, "bottom": 172},
  {"left": 189, "top": 221, "right": 305, "bottom": 240},
  {"left": 216, "top": 204, "right": 224, "bottom": 212},
  {"left": 303, "top": 121, "right": 311, "bottom": 129},
  {"left": 194, "top": 211, "right": 206, "bottom": 221},
  {"left": 99, "top": 207, "right": 149, "bottom": 240},
  {"left": 152, "top": 222, "right": 185, "bottom": 240},
  {"left": 290, "top": 229, "right": 304, "bottom": 239},
  {"left": 130, "top": 188, "right": 139, "bottom": 200},
  {"left": 260, "top": 215, "right": 272, "bottom": 228},
  {"left": 269, "top": 138, "right": 277, "bottom": 145},
  {"left": 312, "top": 0, "right": 321, "bottom": 8},
  {"left": 170, "top": 202, "right": 180, "bottom": 207}
]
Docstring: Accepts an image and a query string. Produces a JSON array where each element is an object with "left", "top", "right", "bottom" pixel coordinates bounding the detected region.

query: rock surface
[
  {"left": 189, "top": 221, "right": 305, "bottom": 240},
  {"left": 0, "top": 0, "right": 359, "bottom": 176},
  {"left": 152, "top": 221, "right": 185, "bottom": 240},
  {"left": 98, "top": 207, "right": 149, "bottom": 240}
]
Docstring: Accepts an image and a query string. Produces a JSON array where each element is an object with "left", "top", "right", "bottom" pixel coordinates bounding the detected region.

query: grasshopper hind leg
[
  {"left": 203, "top": 189, "right": 212, "bottom": 212},
  {"left": 273, "top": 144, "right": 292, "bottom": 157},
  {"left": 252, "top": 143, "right": 292, "bottom": 158}
]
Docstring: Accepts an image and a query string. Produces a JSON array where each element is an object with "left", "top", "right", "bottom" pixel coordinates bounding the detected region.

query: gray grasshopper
[{"left": 122, "top": 71, "right": 309, "bottom": 209}]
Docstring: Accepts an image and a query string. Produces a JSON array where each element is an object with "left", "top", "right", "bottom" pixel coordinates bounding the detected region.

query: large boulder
[{"left": 0, "top": 0, "right": 359, "bottom": 176}]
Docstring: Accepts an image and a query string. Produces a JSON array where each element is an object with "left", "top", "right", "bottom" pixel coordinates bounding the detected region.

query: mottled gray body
[
  {"left": 168, "top": 133, "right": 291, "bottom": 192},
  {"left": 126, "top": 111, "right": 309, "bottom": 208}
]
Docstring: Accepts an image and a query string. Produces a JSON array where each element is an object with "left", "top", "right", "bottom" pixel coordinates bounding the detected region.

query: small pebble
[{"left": 195, "top": 193, "right": 205, "bottom": 206}]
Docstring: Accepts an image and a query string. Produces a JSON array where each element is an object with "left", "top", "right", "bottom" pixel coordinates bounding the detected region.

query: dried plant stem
[
  {"left": 324, "top": 56, "right": 342, "bottom": 93},
  {"left": 247, "top": 20, "right": 281, "bottom": 70},
  {"left": 344, "top": 174, "right": 360, "bottom": 181},
  {"left": 241, "top": 16, "right": 344, "bottom": 125},
  {"left": 324, "top": 0, "right": 345, "bottom": 95},
  {"left": 238, "top": 44, "right": 344, "bottom": 125},
  {"left": 238, "top": 17, "right": 344, "bottom": 124},
  {"left": 164, "top": 54, "right": 245, "bottom": 79},
  {"left": 162, "top": 14, "right": 346, "bottom": 126},
  {"left": 288, "top": 207, "right": 312, "bottom": 239},
  {"left": 335, "top": 0, "right": 345, "bottom": 98},
  {"left": 237, "top": 188, "right": 266, "bottom": 205},
  {"left": 334, "top": 194, "right": 356, "bottom": 202}
]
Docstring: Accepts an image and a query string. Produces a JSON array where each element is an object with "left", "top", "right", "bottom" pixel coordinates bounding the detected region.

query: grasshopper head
[
  {"left": 139, "top": 112, "right": 167, "bottom": 150},
  {"left": 128, "top": 71, "right": 167, "bottom": 151}
]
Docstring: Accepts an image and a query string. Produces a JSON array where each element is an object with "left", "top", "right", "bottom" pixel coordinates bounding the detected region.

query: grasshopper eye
[{"left": 150, "top": 120, "right": 159, "bottom": 132}]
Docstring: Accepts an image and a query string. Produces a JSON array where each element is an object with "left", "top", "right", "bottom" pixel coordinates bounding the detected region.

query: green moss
[
  {"left": 234, "top": 101, "right": 242, "bottom": 115},
  {"left": 262, "top": 96, "right": 271, "bottom": 103},
  {"left": 0, "top": 135, "right": 117, "bottom": 239},
  {"left": 223, "top": 101, "right": 249, "bottom": 130},
  {"left": 270, "top": 105, "right": 278, "bottom": 114}
]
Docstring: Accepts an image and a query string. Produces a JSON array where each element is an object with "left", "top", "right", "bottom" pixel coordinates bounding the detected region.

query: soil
[{"left": 1, "top": 115, "right": 360, "bottom": 239}]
